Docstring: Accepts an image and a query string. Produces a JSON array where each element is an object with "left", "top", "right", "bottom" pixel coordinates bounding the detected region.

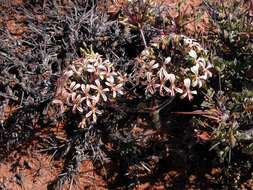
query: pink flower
[
  {"left": 85, "top": 100, "right": 102, "bottom": 123},
  {"left": 198, "top": 59, "right": 213, "bottom": 79},
  {"left": 157, "top": 57, "right": 171, "bottom": 80},
  {"left": 147, "top": 60, "right": 159, "bottom": 70},
  {"left": 117, "top": 72, "right": 128, "bottom": 83},
  {"left": 145, "top": 71, "right": 153, "bottom": 81},
  {"left": 145, "top": 78, "right": 158, "bottom": 95},
  {"left": 180, "top": 78, "right": 197, "bottom": 101},
  {"left": 105, "top": 79, "right": 124, "bottom": 98},
  {"left": 157, "top": 67, "right": 169, "bottom": 80},
  {"left": 167, "top": 74, "right": 183, "bottom": 96},
  {"left": 81, "top": 84, "right": 92, "bottom": 103},
  {"left": 90, "top": 79, "right": 109, "bottom": 102},
  {"left": 190, "top": 64, "right": 205, "bottom": 88},
  {"left": 66, "top": 92, "right": 85, "bottom": 113},
  {"left": 97, "top": 64, "right": 116, "bottom": 82},
  {"left": 157, "top": 76, "right": 170, "bottom": 96},
  {"left": 143, "top": 60, "right": 159, "bottom": 81}
]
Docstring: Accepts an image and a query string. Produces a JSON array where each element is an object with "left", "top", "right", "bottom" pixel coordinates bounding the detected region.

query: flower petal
[
  {"left": 87, "top": 64, "right": 95, "bottom": 73},
  {"left": 175, "top": 87, "right": 183, "bottom": 93},
  {"left": 77, "top": 106, "right": 84, "bottom": 113},
  {"left": 103, "top": 88, "right": 110, "bottom": 92},
  {"left": 180, "top": 93, "right": 187, "bottom": 99},
  {"left": 165, "top": 57, "right": 171, "bottom": 64},
  {"left": 168, "top": 73, "right": 175, "bottom": 83},
  {"left": 191, "top": 90, "right": 197, "bottom": 95},
  {"left": 73, "top": 83, "right": 80, "bottom": 90},
  {"left": 189, "top": 50, "right": 197, "bottom": 59},
  {"left": 85, "top": 111, "right": 92, "bottom": 118},
  {"left": 70, "top": 81, "right": 76, "bottom": 89},
  {"left": 96, "top": 108, "right": 102, "bottom": 114},
  {"left": 86, "top": 100, "right": 92, "bottom": 107},
  {"left": 113, "top": 91, "right": 117, "bottom": 98},
  {"left": 101, "top": 93, "right": 108, "bottom": 102},
  {"left": 65, "top": 70, "right": 74, "bottom": 77},
  {"left": 95, "top": 79, "right": 100, "bottom": 87},
  {"left": 81, "top": 84, "right": 86, "bottom": 92},
  {"left": 190, "top": 64, "right": 199, "bottom": 75},
  {"left": 71, "top": 92, "right": 77, "bottom": 102},
  {"left": 90, "top": 85, "right": 97, "bottom": 90},
  {"left": 184, "top": 78, "right": 191, "bottom": 88}
]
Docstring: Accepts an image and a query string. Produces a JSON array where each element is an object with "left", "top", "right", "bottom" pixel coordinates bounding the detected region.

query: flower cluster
[
  {"left": 53, "top": 50, "right": 125, "bottom": 123},
  {"left": 52, "top": 35, "right": 213, "bottom": 125},
  {"left": 130, "top": 34, "right": 213, "bottom": 100}
]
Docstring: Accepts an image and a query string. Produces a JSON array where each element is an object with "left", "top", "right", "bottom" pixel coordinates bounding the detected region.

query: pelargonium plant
[
  {"left": 52, "top": 49, "right": 126, "bottom": 125},
  {"left": 52, "top": 34, "right": 213, "bottom": 126},
  {"left": 130, "top": 34, "right": 213, "bottom": 100}
]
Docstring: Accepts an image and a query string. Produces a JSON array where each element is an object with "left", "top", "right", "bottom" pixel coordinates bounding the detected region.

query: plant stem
[{"left": 140, "top": 28, "right": 147, "bottom": 49}]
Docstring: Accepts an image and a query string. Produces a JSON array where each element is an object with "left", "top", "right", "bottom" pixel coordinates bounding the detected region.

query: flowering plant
[
  {"left": 52, "top": 34, "right": 213, "bottom": 126},
  {"left": 52, "top": 49, "right": 125, "bottom": 124},
  {"left": 130, "top": 34, "right": 213, "bottom": 100}
]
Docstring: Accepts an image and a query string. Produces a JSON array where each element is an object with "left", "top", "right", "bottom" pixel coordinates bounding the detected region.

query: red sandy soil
[{"left": 0, "top": 151, "right": 106, "bottom": 190}]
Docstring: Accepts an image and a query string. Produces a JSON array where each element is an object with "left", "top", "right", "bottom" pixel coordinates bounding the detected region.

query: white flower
[
  {"left": 105, "top": 79, "right": 124, "bottom": 98},
  {"left": 190, "top": 64, "right": 205, "bottom": 88},
  {"left": 145, "top": 71, "right": 154, "bottom": 81},
  {"left": 180, "top": 78, "right": 197, "bottom": 101},
  {"left": 98, "top": 65, "right": 116, "bottom": 82},
  {"left": 85, "top": 100, "right": 102, "bottom": 123},
  {"left": 145, "top": 78, "right": 158, "bottom": 95},
  {"left": 157, "top": 67, "right": 169, "bottom": 80},
  {"left": 81, "top": 84, "right": 92, "bottom": 103},
  {"left": 90, "top": 79, "right": 109, "bottom": 102},
  {"left": 147, "top": 60, "right": 159, "bottom": 70},
  {"left": 188, "top": 49, "right": 197, "bottom": 59},
  {"left": 117, "top": 72, "right": 128, "bottom": 83},
  {"left": 66, "top": 92, "right": 85, "bottom": 113},
  {"left": 157, "top": 76, "right": 170, "bottom": 96},
  {"left": 167, "top": 74, "right": 183, "bottom": 96},
  {"left": 199, "top": 59, "right": 213, "bottom": 79}
]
